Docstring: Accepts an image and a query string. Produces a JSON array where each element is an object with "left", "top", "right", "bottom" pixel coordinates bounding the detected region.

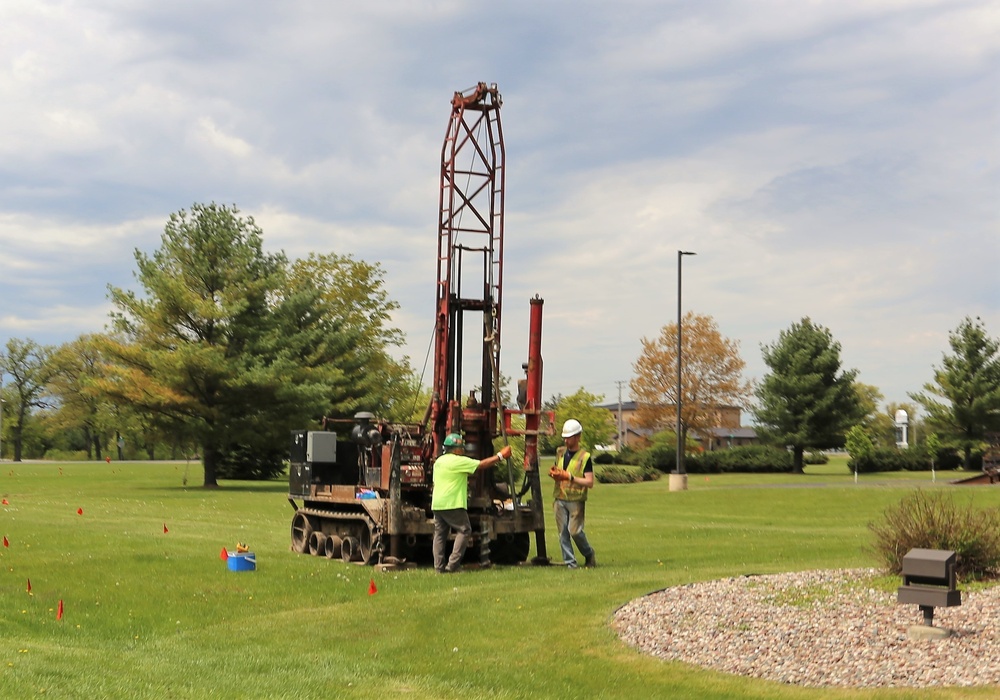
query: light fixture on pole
[
  {"left": 0, "top": 371, "right": 4, "bottom": 462},
  {"left": 671, "top": 250, "right": 696, "bottom": 493}
]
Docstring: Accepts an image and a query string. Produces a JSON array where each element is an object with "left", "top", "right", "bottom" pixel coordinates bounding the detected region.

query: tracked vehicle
[{"left": 287, "top": 83, "right": 552, "bottom": 569}]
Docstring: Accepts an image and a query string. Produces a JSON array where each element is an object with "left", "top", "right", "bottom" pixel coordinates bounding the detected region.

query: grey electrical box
[
  {"left": 307, "top": 431, "right": 337, "bottom": 463},
  {"left": 290, "top": 430, "right": 337, "bottom": 464}
]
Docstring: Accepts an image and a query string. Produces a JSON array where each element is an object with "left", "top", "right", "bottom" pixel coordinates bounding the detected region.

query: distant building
[{"left": 597, "top": 400, "right": 757, "bottom": 451}]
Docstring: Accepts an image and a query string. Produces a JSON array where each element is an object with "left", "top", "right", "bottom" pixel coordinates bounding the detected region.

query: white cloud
[{"left": 0, "top": 0, "right": 996, "bottom": 411}]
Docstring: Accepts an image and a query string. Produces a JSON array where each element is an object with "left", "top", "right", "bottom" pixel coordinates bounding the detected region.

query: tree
[
  {"left": 46, "top": 335, "right": 119, "bottom": 460},
  {"left": 100, "top": 203, "right": 347, "bottom": 486},
  {"left": 539, "top": 389, "right": 616, "bottom": 454},
  {"left": 910, "top": 316, "right": 1000, "bottom": 470},
  {"left": 630, "top": 312, "right": 752, "bottom": 470},
  {"left": 853, "top": 383, "right": 889, "bottom": 445},
  {"left": 0, "top": 338, "right": 56, "bottom": 461},
  {"left": 287, "top": 253, "right": 417, "bottom": 421},
  {"left": 844, "top": 425, "right": 874, "bottom": 470},
  {"left": 753, "top": 317, "right": 864, "bottom": 473}
]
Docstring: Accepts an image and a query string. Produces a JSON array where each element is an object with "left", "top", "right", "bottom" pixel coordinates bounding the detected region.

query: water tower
[{"left": 894, "top": 409, "right": 909, "bottom": 449}]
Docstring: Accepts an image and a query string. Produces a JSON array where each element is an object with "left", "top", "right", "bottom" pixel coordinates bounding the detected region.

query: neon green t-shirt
[{"left": 431, "top": 453, "right": 480, "bottom": 511}]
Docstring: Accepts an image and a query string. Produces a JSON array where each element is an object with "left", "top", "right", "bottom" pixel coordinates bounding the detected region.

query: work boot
[{"left": 585, "top": 552, "right": 597, "bottom": 568}]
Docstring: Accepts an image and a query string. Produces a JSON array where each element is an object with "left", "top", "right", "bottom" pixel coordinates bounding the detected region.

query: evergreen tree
[
  {"left": 101, "top": 203, "right": 343, "bottom": 486},
  {"left": 910, "top": 317, "right": 1000, "bottom": 470},
  {"left": 753, "top": 318, "right": 863, "bottom": 473}
]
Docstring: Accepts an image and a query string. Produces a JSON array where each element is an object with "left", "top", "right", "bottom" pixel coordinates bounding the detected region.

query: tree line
[
  {"left": 627, "top": 313, "right": 1000, "bottom": 473},
  {"left": 0, "top": 204, "right": 420, "bottom": 485},
  {"left": 2, "top": 203, "right": 997, "bottom": 480}
]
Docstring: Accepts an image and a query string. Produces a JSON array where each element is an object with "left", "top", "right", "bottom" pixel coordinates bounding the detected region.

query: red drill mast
[
  {"left": 428, "top": 82, "right": 551, "bottom": 562},
  {"left": 430, "top": 82, "right": 506, "bottom": 458}
]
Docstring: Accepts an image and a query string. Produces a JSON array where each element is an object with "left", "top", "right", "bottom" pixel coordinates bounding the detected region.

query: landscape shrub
[
  {"left": 640, "top": 443, "right": 794, "bottom": 473},
  {"left": 690, "top": 445, "right": 794, "bottom": 474},
  {"left": 40, "top": 449, "right": 89, "bottom": 462},
  {"left": 868, "top": 490, "right": 1000, "bottom": 580},
  {"left": 614, "top": 446, "right": 640, "bottom": 465},
  {"left": 637, "top": 439, "right": 680, "bottom": 472},
  {"left": 850, "top": 448, "right": 907, "bottom": 474},
  {"left": 216, "top": 443, "right": 287, "bottom": 480},
  {"left": 849, "top": 447, "right": 982, "bottom": 474},
  {"left": 596, "top": 465, "right": 661, "bottom": 484},
  {"left": 804, "top": 450, "right": 829, "bottom": 465},
  {"left": 593, "top": 451, "right": 616, "bottom": 465}
]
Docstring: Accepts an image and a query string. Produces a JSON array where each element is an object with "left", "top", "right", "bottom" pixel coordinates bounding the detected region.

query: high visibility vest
[{"left": 553, "top": 447, "right": 590, "bottom": 502}]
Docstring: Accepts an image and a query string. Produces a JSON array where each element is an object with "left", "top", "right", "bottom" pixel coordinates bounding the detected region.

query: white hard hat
[{"left": 561, "top": 419, "right": 583, "bottom": 438}]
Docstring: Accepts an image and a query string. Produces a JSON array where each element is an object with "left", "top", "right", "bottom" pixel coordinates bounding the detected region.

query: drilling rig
[{"left": 287, "top": 83, "right": 553, "bottom": 569}]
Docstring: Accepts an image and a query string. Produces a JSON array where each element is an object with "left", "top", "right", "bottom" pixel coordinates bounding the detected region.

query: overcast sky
[{"left": 2, "top": 0, "right": 997, "bottom": 419}]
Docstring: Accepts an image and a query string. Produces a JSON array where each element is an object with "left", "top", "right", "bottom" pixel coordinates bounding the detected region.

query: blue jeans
[{"left": 554, "top": 499, "right": 594, "bottom": 567}]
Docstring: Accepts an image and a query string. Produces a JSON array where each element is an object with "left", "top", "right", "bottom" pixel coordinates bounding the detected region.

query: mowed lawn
[{"left": 3, "top": 458, "right": 999, "bottom": 700}]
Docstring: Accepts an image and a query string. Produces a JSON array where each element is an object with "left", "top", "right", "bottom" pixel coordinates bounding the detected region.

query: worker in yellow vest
[{"left": 548, "top": 419, "right": 597, "bottom": 569}]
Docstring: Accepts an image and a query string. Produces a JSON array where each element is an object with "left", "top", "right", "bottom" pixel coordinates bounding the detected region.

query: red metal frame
[{"left": 430, "top": 83, "right": 505, "bottom": 460}]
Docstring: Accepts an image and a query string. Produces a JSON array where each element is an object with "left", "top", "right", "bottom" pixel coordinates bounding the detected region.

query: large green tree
[
  {"left": 0, "top": 338, "right": 56, "bottom": 461},
  {"left": 910, "top": 316, "right": 1000, "bottom": 470},
  {"left": 101, "top": 203, "right": 355, "bottom": 486},
  {"left": 753, "top": 318, "right": 864, "bottom": 473}
]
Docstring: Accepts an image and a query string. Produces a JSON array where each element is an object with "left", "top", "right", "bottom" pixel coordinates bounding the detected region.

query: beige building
[{"left": 599, "top": 401, "right": 757, "bottom": 451}]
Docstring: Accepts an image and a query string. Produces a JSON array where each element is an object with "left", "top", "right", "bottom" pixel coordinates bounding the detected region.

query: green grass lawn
[{"left": 3, "top": 459, "right": 999, "bottom": 699}]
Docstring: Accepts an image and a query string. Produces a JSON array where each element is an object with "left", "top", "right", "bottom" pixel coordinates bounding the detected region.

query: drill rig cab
[{"left": 287, "top": 83, "right": 553, "bottom": 569}]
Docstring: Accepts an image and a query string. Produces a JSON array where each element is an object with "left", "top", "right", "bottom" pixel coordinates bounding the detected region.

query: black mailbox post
[{"left": 896, "top": 548, "right": 961, "bottom": 626}]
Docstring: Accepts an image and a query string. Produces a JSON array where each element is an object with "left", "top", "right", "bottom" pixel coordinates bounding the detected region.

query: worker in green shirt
[{"left": 432, "top": 433, "right": 512, "bottom": 573}]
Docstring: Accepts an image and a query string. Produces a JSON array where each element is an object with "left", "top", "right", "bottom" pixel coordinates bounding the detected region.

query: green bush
[
  {"left": 216, "top": 443, "right": 287, "bottom": 480},
  {"left": 850, "top": 447, "right": 908, "bottom": 473},
  {"left": 595, "top": 465, "right": 661, "bottom": 484},
  {"left": 593, "top": 451, "right": 616, "bottom": 465},
  {"left": 637, "top": 436, "right": 681, "bottom": 472},
  {"left": 691, "top": 445, "right": 794, "bottom": 474},
  {"left": 868, "top": 490, "right": 1000, "bottom": 580},
  {"left": 639, "top": 443, "right": 794, "bottom": 474},
  {"left": 935, "top": 449, "right": 983, "bottom": 471},
  {"left": 804, "top": 450, "right": 829, "bottom": 465},
  {"left": 848, "top": 446, "right": 981, "bottom": 474},
  {"left": 40, "top": 449, "right": 90, "bottom": 462}
]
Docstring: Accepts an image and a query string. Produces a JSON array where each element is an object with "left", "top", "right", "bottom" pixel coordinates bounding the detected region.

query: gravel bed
[{"left": 612, "top": 569, "right": 1000, "bottom": 688}]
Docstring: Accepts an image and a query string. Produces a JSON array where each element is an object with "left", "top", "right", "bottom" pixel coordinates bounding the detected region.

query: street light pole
[
  {"left": 671, "top": 250, "right": 696, "bottom": 492},
  {"left": 0, "top": 371, "right": 4, "bottom": 462}
]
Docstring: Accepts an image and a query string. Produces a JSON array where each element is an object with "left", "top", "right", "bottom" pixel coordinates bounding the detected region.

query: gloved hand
[
  {"left": 497, "top": 445, "right": 513, "bottom": 460},
  {"left": 549, "top": 468, "right": 570, "bottom": 481}
]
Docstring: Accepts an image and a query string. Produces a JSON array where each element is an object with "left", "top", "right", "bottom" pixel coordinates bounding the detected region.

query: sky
[{"left": 2, "top": 0, "right": 998, "bottom": 421}]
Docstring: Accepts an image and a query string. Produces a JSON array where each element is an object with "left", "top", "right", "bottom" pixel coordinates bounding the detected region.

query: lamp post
[
  {"left": 0, "top": 371, "right": 4, "bottom": 462},
  {"left": 671, "top": 250, "right": 696, "bottom": 492}
]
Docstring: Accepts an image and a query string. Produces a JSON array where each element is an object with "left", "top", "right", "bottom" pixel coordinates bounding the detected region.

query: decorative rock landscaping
[{"left": 612, "top": 568, "right": 1000, "bottom": 688}]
